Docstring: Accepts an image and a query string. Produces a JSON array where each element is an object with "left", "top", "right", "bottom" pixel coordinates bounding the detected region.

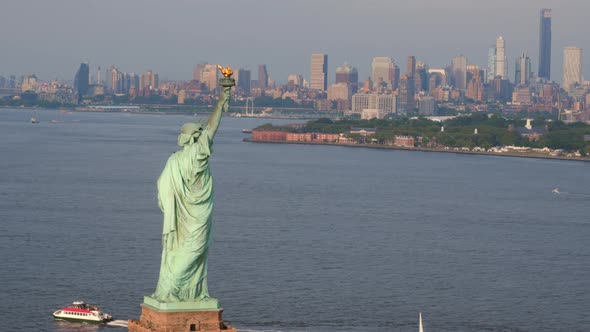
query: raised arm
[{"left": 206, "top": 86, "right": 232, "bottom": 138}]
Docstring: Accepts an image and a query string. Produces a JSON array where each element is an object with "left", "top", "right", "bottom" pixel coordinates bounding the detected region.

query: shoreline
[
  {"left": 243, "top": 138, "right": 590, "bottom": 163},
  {"left": 0, "top": 106, "right": 320, "bottom": 119}
]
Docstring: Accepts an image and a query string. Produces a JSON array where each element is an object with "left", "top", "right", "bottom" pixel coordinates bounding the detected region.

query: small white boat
[
  {"left": 30, "top": 117, "right": 39, "bottom": 123},
  {"left": 552, "top": 188, "right": 560, "bottom": 194},
  {"left": 53, "top": 301, "right": 112, "bottom": 323},
  {"left": 419, "top": 312, "right": 424, "bottom": 332}
]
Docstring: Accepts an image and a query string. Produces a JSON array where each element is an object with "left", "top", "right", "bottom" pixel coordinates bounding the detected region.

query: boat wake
[
  {"left": 551, "top": 188, "right": 590, "bottom": 199},
  {"left": 106, "top": 320, "right": 128, "bottom": 328}
]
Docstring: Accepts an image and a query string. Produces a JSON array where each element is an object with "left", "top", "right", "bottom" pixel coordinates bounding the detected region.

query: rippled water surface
[{"left": 1, "top": 108, "right": 589, "bottom": 332}]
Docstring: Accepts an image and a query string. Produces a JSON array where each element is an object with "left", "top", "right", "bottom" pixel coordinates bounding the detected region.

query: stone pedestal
[{"left": 128, "top": 298, "right": 236, "bottom": 332}]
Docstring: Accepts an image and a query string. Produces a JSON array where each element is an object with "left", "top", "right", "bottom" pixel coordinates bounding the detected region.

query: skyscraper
[
  {"left": 414, "top": 65, "right": 428, "bottom": 92},
  {"left": 258, "top": 64, "right": 268, "bottom": 89},
  {"left": 107, "top": 66, "right": 120, "bottom": 93},
  {"left": 407, "top": 56, "right": 416, "bottom": 77},
  {"left": 193, "top": 63, "right": 206, "bottom": 81},
  {"left": 201, "top": 64, "right": 219, "bottom": 92},
  {"left": 538, "top": 8, "right": 552, "bottom": 80},
  {"left": 515, "top": 52, "right": 532, "bottom": 85},
  {"left": 466, "top": 66, "right": 484, "bottom": 101},
  {"left": 237, "top": 69, "right": 251, "bottom": 95},
  {"left": 97, "top": 66, "right": 102, "bottom": 85},
  {"left": 451, "top": 55, "right": 468, "bottom": 90},
  {"left": 74, "top": 62, "right": 90, "bottom": 97},
  {"left": 562, "top": 47, "right": 583, "bottom": 91},
  {"left": 371, "top": 57, "right": 395, "bottom": 88},
  {"left": 487, "top": 46, "right": 497, "bottom": 82},
  {"left": 495, "top": 36, "right": 507, "bottom": 79},
  {"left": 310, "top": 53, "right": 328, "bottom": 91},
  {"left": 397, "top": 75, "right": 415, "bottom": 115},
  {"left": 335, "top": 64, "right": 358, "bottom": 94}
]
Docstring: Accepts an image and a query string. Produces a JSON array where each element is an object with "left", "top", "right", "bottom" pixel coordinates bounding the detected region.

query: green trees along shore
[{"left": 256, "top": 114, "right": 590, "bottom": 155}]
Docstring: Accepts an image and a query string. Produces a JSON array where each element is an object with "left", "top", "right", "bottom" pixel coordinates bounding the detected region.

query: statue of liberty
[{"left": 150, "top": 66, "right": 234, "bottom": 304}]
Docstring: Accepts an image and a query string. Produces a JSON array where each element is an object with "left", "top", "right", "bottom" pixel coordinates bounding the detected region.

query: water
[{"left": 1, "top": 108, "right": 589, "bottom": 332}]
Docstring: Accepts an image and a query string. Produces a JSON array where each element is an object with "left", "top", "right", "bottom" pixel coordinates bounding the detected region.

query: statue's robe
[{"left": 152, "top": 128, "right": 214, "bottom": 302}]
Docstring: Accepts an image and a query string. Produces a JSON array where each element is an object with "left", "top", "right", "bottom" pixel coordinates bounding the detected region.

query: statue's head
[{"left": 177, "top": 122, "right": 205, "bottom": 146}]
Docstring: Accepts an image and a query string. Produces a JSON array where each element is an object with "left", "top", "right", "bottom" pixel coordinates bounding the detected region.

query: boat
[
  {"left": 53, "top": 301, "right": 113, "bottom": 323},
  {"left": 419, "top": 312, "right": 424, "bottom": 332},
  {"left": 552, "top": 188, "right": 560, "bottom": 194},
  {"left": 30, "top": 117, "right": 39, "bottom": 124},
  {"left": 242, "top": 128, "right": 252, "bottom": 133}
]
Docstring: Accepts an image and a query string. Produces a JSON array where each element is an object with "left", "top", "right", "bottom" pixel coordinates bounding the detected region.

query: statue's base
[{"left": 128, "top": 298, "right": 236, "bottom": 332}]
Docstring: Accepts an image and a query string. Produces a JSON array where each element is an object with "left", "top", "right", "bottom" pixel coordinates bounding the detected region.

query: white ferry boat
[{"left": 53, "top": 301, "right": 113, "bottom": 323}]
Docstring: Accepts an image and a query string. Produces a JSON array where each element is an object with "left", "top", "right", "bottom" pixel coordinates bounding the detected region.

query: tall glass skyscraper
[
  {"left": 538, "top": 8, "right": 552, "bottom": 81},
  {"left": 487, "top": 46, "right": 496, "bottom": 82},
  {"left": 74, "top": 63, "right": 90, "bottom": 96},
  {"left": 258, "top": 64, "right": 268, "bottom": 89}
]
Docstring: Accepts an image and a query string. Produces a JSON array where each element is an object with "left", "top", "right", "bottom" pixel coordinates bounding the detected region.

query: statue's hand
[{"left": 222, "top": 86, "right": 232, "bottom": 99}]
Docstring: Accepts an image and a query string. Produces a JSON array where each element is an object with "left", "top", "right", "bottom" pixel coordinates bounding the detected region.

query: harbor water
[{"left": 0, "top": 108, "right": 589, "bottom": 332}]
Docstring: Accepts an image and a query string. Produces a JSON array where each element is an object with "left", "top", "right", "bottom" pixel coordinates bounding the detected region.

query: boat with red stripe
[{"left": 53, "top": 301, "right": 113, "bottom": 323}]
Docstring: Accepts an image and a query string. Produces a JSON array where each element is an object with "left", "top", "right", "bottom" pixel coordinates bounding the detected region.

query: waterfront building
[
  {"left": 335, "top": 64, "right": 358, "bottom": 94},
  {"left": 74, "top": 63, "right": 89, "bottom": 96},
  {"left": 394, "top": 135, "right": 415, "bottom": 148},
  {"left": 563, "top": 47, "right": 583, "bottom": 92},
  {"left": 515, "top": 52, "right": 532, "bottom": 85},
  {"left": 495, "top": 36, "right": 508, "bottom": 79},
  {"left": 327, "top": 83, "right": 351, "bottom": 101},
  {"left": 311, "top": 53, "right": 328, "bottom": 91},
  {"left": 177, "top": 90, "right": 186, "bottom": 104},
  {"left": 538, "top": 8, "right": 552, "bottom": 80},
  {"left": 371, "top": 57, "right": 395, "bottom": 90},
  {"left": 237, "top": 69, "right": 251, "bottom": 95},
  {"left": 96, "top": 66, "right": 102, "bottom": 85},
  {"left": 397, "top": 75, "right": 415, "bottom": 115},
  {"left": 258, "top": 64, "right": 268, "bottom": 90},
  {"left": 451, "top": 54, "right": 468, "bottom": 90},
  {"left": 417, "top": 95, "right": 437, "bottom": 115},
  {"left": 107, "top": 66, "right": 121, "bottom": 94},
  {"left": 152, "top": 73, "right": 159, "bottom": 90},
  {"left": 21, "top": 74, "right": 38, "bottom": 92},
  {"left": 351, "top": 93, "right": 396, "bottom": 114},
  {"left": 361, "top": 109, "right": 383, "bottom": 120},
  {"left": 128, "top": 73, "right": 139, "bottom": 95}
]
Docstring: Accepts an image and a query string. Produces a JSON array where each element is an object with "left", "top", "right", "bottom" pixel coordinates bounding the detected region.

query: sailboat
[{"left": 419, "top": 312, "right": 424, "bottom": 332}]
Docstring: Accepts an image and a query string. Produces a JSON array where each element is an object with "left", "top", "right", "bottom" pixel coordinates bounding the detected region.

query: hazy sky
[{"left": 1, "top": 0, "right": 588, "bottom": 84}]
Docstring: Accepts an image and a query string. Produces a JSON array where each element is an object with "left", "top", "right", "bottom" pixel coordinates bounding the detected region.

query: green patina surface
[
  {"left": 143, "top": 296, "right": 220, "bottom": 312},
  {"left": 149, "top": 82, "right": 234, "bottom": 305}
]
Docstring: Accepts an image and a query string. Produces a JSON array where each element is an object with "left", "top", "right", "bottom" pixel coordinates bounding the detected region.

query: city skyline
[{"left": 0, "top": 1, "right": 588, "bottom": 83}]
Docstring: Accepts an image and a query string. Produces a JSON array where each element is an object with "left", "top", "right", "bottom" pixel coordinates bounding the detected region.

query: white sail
[{"left": 419, "top": 312, "right": 424, "bottom": 332}]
